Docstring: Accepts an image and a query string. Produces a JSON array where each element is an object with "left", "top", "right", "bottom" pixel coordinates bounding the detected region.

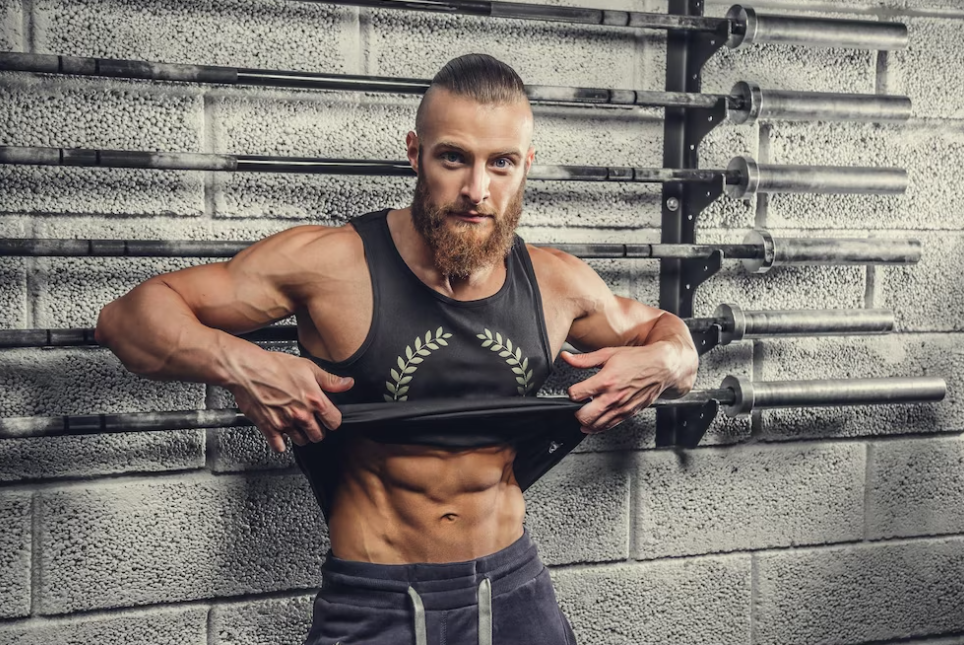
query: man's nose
[{"left": 462, "top": 163, "right": 490, "bottom": 204}]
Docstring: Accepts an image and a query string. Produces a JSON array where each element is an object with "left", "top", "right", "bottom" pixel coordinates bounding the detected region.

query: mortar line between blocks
[
  {"left": 206, "top": 604, "right": 216, "bottom": 645},
  {"left": 201, "top": 94, "right": 217, "bottom": 225},
  {"left": 21, "top": 0, "right": 33, "bottom": 53},
  {"left": 627, "top": 464, "right": 637, "bottom": 559},
  {"left": 29, "top": 492, "right": 40, "bottom": 616},
  {"left": 359, "top": 7, "right": 371, "bottom": 76},
  {"left": 749, "top": 552, "right": 758, "bottom": 645},
  {"left": 750, "top": 341, "right": 763, "bottom": 438},
  {"left": 863, "top": 442, "right": 874, "bottom": 542},
  {"left": 864, "top": 265, "right": 876, "bottom": 309},
  {"left": 754, "top": 124, "right": 770, "bottom": 229},
  {"left": 875, "top": 50, "right": 889, "bottom": 96}
]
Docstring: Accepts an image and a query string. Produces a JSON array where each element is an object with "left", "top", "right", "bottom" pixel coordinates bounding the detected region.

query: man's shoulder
[{"left": 524, "top": 243, "right": 599, "bottom": 298}]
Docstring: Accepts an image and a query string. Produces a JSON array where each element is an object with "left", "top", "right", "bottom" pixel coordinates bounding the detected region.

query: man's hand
[
  {"left": 225, "top": 351, "right": 354, "bottom": 452},
  {"left": 561, "top": 342, "right": 695, "bottom": 434}
]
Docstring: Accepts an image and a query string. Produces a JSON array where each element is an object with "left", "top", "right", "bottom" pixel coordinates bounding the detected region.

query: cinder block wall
[{"left": 1, "top": 0, "right": 962, "bottom": 643}]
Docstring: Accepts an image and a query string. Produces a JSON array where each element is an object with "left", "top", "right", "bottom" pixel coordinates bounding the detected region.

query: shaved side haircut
[{"left": 415, "top": 54, "right": 530, "bottom": 136}]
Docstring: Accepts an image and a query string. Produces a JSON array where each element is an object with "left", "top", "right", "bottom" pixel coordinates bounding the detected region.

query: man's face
[{"left": 408, "top": 89, "right": 535, "bottom": 279}]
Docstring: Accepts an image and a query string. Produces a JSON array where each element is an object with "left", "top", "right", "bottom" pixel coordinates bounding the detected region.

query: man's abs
[{"left": 326, "top": 436, "right": 526, "bottom": 563}]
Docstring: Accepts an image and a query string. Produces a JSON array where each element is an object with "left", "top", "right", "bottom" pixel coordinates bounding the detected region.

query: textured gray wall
[{"left": 1, "top": 0, "right": 963, "bottom": 643}]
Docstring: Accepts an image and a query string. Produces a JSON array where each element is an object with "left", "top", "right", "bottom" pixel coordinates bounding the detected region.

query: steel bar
[
  {"left": 729, "top": 81, "right": 912, "bottom": 124},
  {"left": 0, "top": 236, "right": 920, "bottom": 267},
  {"left": 297, "top": 0, "right": 730, "bottom": 32},
  {"left": 0, "top": 147, "right": 906, "bottom": 197},
  {"left": 726, "top": 5, "right": 907, "bottom": 50},
  {"left": 741, "top": 230, "right": 921, "bottom": 273},
  {"left": 712, "top": 304, "right": 894, "bottom": 343},
  {"left": 722, "top": 375, "right": 946, "bottom": 417},
  {"left": 0, "top": 375, "right": 944, "bottom": 439},
  {"left": 0, "top": 52, "right": 737, "bottom": 111},
  {"left": 0, "top": 146, "right": 731, "bottom": 183},
  {"left": 0, "top": 326, "right": 298, "bottom": 348},
  {"left": 0, "top": 305, "right": 896, "bottom": 349},
  {"left": 725, "top": 156, "right": 907, "bottom": 198}
]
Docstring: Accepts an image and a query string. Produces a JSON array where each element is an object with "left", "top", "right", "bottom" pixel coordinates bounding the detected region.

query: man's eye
[
  {"left": 493, "top": 158, "right": 512, "bottom": 169},
  {"left": 441, "top": 152, "right": 462, "bottom": 163}
]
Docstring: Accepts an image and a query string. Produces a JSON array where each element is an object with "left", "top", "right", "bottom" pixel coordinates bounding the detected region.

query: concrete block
[
  {"left": 0, "top": 493, "right": 32, "bottom": 619},
  {"left": 551, "top": 555, "right": 751, "bottom": 645},
  {"left": 891, "top": 17, "right": 964, "bottom": 120},
  {"left": 877, "top": 231, "right": 964, "bottom": 332},
  {"left": 757, "top": 334, "right": 962, "bottom": 440},
  {"left": 765, "top": 121, "right": 964, "bottom": 230},
  {"left": 525, "top": 452, "right": 631, "bottom": 565},
  {"left": 34, "top": 256, "right": 203, "bottom": 328},
  {"left": 0, "top": 0, "right": 21, "bottom": 51},
  {"left": 0, "top": 348, "right": 205, "bottom": 417},
  {"left": 211, "top": 91, "right": 409, "bottom": 221},
  {"left": 692, "top": 228, "right": 867, "bottom": 318},
  {"left": 633, "top": 442, "right": 864, "bottom": 559},
  {"left": 367, "top": 0, "right": 650, "bottom": 90},
  {"left": 38, "top": 473, "right": 329, "bottom": 613},
  {"left": 0, "top": 430, "right": 204, "bottom": 483},
  {"left": 868, "top": 436, "right": 964, "bottom": 540},
  {"left": 0, "top": 607, "right": 207, "bottom": 645},
  {"left": 0, "top": 75, "right": 205, "bottom": 217},
  {"left": 0, "top": 258, "right": 28, "bottom": 329},
  {"left": 211, "top": 595, "right": 314, "bottom": 645},
  {"left": 755, "top": 537, "right": 964, "bottom": 645},
  {"left": 34, "top": 0, "right": 359, "bottom": 73},
  {"left": 0, "top": 347, "right": 205, "bottom": 479}
]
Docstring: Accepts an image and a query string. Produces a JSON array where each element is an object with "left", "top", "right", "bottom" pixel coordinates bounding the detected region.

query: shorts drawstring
[{"left": 408, "top": 577, "right": 492, "bottom": 645}]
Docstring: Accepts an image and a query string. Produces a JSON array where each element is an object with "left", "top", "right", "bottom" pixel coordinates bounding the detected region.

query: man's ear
[
  {"left": 406, "top": 131, "right": 419, "bottom": 174},
  {"left": 525, "top": 147, "right": 535, "bottom": 174}
]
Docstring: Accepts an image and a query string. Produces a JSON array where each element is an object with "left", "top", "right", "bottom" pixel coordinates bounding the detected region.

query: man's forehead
[{"left": 419, "top": 90, "right": 533, "bottom": 151}]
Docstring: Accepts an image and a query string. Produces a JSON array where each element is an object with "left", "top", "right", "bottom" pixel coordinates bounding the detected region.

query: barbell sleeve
[
  {"left": 728, "top": 81, "right": 912, "bottom": 125},
  {"left": 725, "top": 156, "right": 907, "bottom": 198},
  {"left": 721, "top": 375, "right": 946, "bottom": 417},
  {"left": 712, "top": 304, "right": 895, "bottom": 343},
  {"left": 741, "top": 230, "right": 921, "bottom": 273},
  {"left": 725, "top": 4, "right": 908, "bottom": 51},
  {"left": 0, "top": 375, "right": 944, "bottom": 439}
]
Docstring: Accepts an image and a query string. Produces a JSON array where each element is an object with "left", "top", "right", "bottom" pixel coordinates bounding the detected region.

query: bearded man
[{"left": 95, "top": 53, "right": 699, "bottom": 645}]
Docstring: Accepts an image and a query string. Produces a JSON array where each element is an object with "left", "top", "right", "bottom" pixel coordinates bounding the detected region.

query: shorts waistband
[{"left": 319, "top": 528, "right": 544, "bottom": 611}]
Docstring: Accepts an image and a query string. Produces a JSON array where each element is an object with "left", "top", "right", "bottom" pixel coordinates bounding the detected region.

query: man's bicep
[{"left": 156, "top": 230, "right": 308, "bottom": 333}]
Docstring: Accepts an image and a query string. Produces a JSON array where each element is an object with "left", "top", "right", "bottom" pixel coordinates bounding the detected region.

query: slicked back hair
[{"left": 415, "top": 54, "right": 530, "bottom": 136}]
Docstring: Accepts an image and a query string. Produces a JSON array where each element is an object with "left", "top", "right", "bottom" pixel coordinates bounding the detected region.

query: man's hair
[{"left": 415, "top": 54, "right": 529, "bottom": 135}]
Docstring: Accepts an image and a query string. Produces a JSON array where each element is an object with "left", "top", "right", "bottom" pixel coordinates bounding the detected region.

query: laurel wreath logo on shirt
[
  {"left": 477, "top": 329, "right": 533, "bottom": 395},
  {"left": 384, "top": 327, "right": 453, "bottom": 401}
]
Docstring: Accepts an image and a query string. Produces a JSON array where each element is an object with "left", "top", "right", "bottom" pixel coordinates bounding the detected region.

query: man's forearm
[
  {"left": 639, "top": 313, "right": 699, "bottom": 395},
  {"left": 95, "top": 280, "right": 266, "bottom": 388}
]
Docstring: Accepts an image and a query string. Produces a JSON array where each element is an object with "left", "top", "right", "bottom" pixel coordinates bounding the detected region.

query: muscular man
[{"left": 95, "top": 54, "right": 699, "bottom": 645}]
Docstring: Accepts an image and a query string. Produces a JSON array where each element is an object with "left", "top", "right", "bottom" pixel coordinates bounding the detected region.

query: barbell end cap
[
  {"left": 728, "top": 81, "right": 761, "bottom": 125},
  {"left": 726, "top": 5, "right": 757, "bottom": 49},
  {"left": 721, "top": 374, "right": 754, "bottom": 417},
  {"left": 725, "top": 155, "right": 759, "bottom": 199},
  {"left": 714, "top": 303, "right": 746, "bottom": 344},
  {"left": 741, "top": 229, "right": 775, "bottom": 274}
]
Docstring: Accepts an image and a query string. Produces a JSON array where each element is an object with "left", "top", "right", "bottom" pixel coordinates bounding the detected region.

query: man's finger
[
  {"left": 309, "top": 394, "right": 343, "bottom": 432},
  {"left": 567, "top": 371, "right": 608, "bottom": 402},
  {"left": 560, "top": 347, "right": 616, "bottom": 370}
]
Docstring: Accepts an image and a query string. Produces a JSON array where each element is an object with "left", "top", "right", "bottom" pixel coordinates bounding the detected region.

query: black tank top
[{"left": 293, "top": 209, "right": 585, "bottom": 520}]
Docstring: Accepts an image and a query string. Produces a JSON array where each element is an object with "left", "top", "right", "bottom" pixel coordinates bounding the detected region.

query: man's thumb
[{"left": 311, "top": 364, "right": 354, "bottom": 392}]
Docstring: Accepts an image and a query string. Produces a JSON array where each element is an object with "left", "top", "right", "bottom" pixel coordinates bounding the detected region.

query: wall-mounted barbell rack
[{"left": 0, "top": 3, "right": 934, "bottom": 449}]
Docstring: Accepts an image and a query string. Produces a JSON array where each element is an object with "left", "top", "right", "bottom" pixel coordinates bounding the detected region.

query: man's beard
[{"left": 410, "top": 171, "right": 525, "bottom": 280}]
